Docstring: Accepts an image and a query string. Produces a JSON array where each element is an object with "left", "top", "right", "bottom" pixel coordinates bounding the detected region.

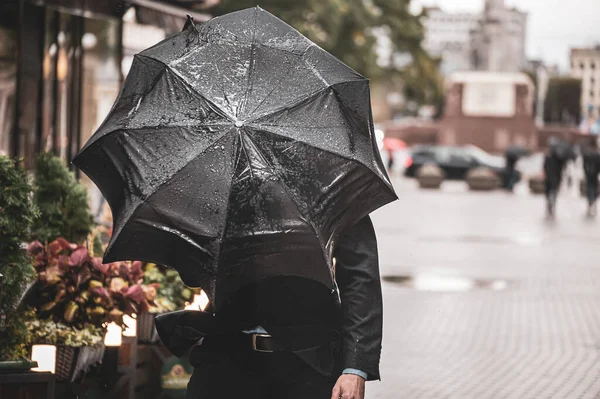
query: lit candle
[
  {"left": 122, "top": 314, "right": 137, "bottom": 338},
  {"left": 104, "top": 322, "right": 123, "bottom": 346},
  {"left": 31, "top": 345, "right": 56, "bottom": 373}
]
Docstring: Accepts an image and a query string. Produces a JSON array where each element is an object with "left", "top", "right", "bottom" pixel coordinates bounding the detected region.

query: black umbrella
[
  {"left": 73, "top": 7, "right": 396, "bottom": 308},
  {"left": 505, "top": 145, "right": 531, "bottom": 159}
]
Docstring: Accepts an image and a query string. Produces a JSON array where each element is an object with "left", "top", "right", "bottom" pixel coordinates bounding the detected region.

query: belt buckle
[{"left": 252, "top": 333, "right": 273, "bottom": 353}]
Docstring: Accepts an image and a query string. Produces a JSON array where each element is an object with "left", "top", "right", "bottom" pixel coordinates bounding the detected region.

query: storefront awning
[
  {"left": 26, "top": 0, "right": 213, "bottom": 25},
  {"left": 26, "top": 0, "right": 127, "bottom": 18},
  {"left": 129, "top": 0, "right": 212, "bottom": 32}
]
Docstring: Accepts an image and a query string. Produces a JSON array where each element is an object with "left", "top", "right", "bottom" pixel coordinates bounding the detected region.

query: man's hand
[{"left": 331, "top": 374, "right": 365, "bottom": 399}]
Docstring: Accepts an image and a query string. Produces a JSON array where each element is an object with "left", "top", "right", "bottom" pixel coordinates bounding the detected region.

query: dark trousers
[
  {"left": 545, "top": 179, "right": 561, "bottom": 215},
  {"left": 185, "top": 340, "right": 336, "bottom": 399},
  {"left": 585, "top": 176, "right": 599, "bottom": 206}
]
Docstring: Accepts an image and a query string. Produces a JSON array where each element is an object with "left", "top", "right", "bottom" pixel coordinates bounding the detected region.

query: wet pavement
[{"left": 367, "top": 177, "right": 600, "bottom": 399}]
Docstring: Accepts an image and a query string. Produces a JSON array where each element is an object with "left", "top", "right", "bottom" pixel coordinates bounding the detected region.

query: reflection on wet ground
[{"left": 382, "top": 274, "right": 509, "bottom": 292}]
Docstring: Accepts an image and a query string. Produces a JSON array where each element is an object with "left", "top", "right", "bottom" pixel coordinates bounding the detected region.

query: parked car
[{"left": 404, "top": 145, "right": 520, "bottom": 182}]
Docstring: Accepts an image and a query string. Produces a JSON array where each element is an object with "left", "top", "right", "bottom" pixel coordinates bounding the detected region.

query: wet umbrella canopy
[
  {"left": 73, "top": 7, "right": 396, "bottom": 308},
  {"left": 504, "top": 145, "right": 531, "bottom": 159}
]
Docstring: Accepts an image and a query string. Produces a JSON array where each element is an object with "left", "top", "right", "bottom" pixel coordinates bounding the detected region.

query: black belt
[{"left": 202, "top": 333, "right": 288, "bottom": 353}]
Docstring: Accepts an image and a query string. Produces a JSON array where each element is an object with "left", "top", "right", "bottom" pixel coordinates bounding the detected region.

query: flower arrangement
[
  {"left": 27, "top": 238, "right": 156, "bottom": 329},
  {"left": 143, "top": 263, "right": 195, "bottom": 313},
  {"left": 23, "top": 310, "right": 103, "bottom": 347}
]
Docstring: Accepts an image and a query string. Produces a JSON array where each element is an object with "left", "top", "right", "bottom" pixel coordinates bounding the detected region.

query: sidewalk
[{"left": 368, "top": 178, "right": 600, "bottom": 398}]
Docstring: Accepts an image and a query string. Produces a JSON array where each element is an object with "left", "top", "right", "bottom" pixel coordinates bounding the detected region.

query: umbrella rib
[
  {"left": 238, "top": 7, "right": 258, "bottom": 118},
  {"left": 106, "top": 128, "right": 236, "bottom": 251},
  {"left": 303, "top": 57, "right": 329, "bottom": 87},
  {"left": 212, "top": 62, "right": 238, "bottom": 118},
  {"left": 215, "top": 134, "right": 242, "bottom": 271},
  {"left": 137, "top": 55, "right": 233, "bottom": 121},
  {"left": 241, "top": 132, "right": 329, "bottom": 266},
  {"left": 248, "top": 75, "right": 367, "bottom": 124},
  {"left": 249, "top": 86, "right": 330, "bottom": 122},
  {"left": 244, "top": 44, "right": 315, "bottom": 117},
  {"left": 263, "top": 158, "right": 329, "bottom": 267},
  {"left": 256, "top": 127, "right": 391, "bottom": 192},
  {"left": 81, "top": 58, "right": 168, "bottom": 151}
]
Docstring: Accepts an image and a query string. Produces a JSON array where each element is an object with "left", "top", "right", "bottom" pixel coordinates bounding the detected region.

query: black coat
[
  {"left": 543, "top": 150, "right": 567, "bottom": 190},
  {"left": 583, "top": 148, "right": 600, "bottom": 179},
  {"left": 155, "top": 216, "right": 383, "bottom": 380}
]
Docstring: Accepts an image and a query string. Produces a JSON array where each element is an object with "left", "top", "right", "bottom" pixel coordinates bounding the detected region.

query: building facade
[
  {"left": 440, "top": 71, "right": 536, "bottom": 152},
  {"left": 0, "top": 0, "right": 212, "bottom": 167},
  {"left": 470, "top": 0, "right": 527, "bottom": 73},
  {"left": 570, "top": 46, "right": 600, "bottom": 122},
  {"left": 422, "top": 0, "right": 527, "bottom": 75},
  {"left": 422, "top": 7, "right": 479, "bottom": 76}
]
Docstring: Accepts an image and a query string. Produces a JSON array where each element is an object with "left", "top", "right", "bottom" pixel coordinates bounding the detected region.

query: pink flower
[
  {"left": 26, "top": 241, "right": 44, "bottom": 256},
  {"left": 129, "top": 261, "right": 144, "bottom": 283},
  {"left": 92, "top": 258, "right": 110, "bottom": 275},
  {"left": 143, "top": 284, "right": 159, "bottom": 302},
  {"left": 90, "top": 287, "right": 111, "bottom": 299},
  {"left": 48, "top": 238, "right": 72, "bottom": 255},
  {"left": 68, "top": 247, "right": 89, "bottom": 267},
  {"left": 109, "top": 277, "right": 128, "bottom": 293},
  {"left": 124, "top": 285, "right": 145, "bottom": 304}
]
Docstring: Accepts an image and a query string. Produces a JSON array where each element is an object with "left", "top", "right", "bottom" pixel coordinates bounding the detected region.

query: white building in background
[
  {"left": 570, "top": 46, "right": 600, "bottom": 119},
  {"left": 470, "top": 0, "right": 527, "bottom": 73},
  {"left": 422, "top": 0, "right": 527, "bottom": 75},
  {"left": 422, "top": 7, "right": 479, "bottom": 75}
]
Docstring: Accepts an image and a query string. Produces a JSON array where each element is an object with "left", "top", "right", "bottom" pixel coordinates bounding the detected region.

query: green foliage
[
  {"left": 0, "top": 157, "right": 38, "bottom": 360},
  {"left": 31, "top": 153, "right": 93, "bottom": 244},
  {"left": 0, "top": 314, "right": 29, "bottom": 360},
  {"left": 143, "top": 263, "right": 194, "bottom": 312},
  {"left": 208, "top": 0, "right": 444, "bottom": 108},
  {"left": 544, "top": 77, "right": 582, "bottom": 125},
  {"left": 23, "top": 310, "right": 104, "bottom": 347}
]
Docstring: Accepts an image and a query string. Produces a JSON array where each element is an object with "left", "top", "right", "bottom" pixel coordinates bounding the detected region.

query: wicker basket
[
  {"left": 55, "top": 344, "right": 105, "bottom": 382},
  {"left": 137, "top": 312, "right": 160, "bottom": 344}
]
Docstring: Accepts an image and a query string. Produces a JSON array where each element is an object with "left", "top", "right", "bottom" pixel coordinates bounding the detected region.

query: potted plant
[
  {"left": 0, "top": 157, "right": 38, "bottom": 369},
  {"left": 26, "top": 238, "right": 156, "bottom": 381},
  {"left": 24, "top": 311, "right": 105, "bottom": 382}
]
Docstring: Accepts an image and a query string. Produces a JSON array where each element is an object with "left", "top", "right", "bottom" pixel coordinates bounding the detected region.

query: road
[{"left": 367, "top": 176, "right": 600, "bottom": 399}]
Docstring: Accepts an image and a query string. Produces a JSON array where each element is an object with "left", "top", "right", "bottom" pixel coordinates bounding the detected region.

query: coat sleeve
[{"left": 333, "top": 215, "right": 383, "bottom": 381}]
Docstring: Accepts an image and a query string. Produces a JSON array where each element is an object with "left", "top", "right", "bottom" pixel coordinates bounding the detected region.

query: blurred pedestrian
[
  {"left": 582, "top": 138, "right": 600, "bottom": 216},
  {"left": 544, "top": 138, "right": 571, "bottom": 217},
  {"left": 503, "top": 145, "right": 529, "bottom": 191},
  {"left": 387, "top": 149, "right": 395, "bottom": 174}
]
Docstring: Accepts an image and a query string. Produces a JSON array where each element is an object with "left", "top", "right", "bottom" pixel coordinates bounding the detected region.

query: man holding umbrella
[
  {"left": 74, "top": 8, "right": 396, "bottom": 399},
  {"left": 503, "top": 145, "right": 529, "bottom": 191}
]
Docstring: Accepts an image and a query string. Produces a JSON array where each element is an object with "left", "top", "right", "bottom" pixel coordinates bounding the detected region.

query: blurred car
[{"left": 404, "top": 145, "right": 520, "bottom": 182}]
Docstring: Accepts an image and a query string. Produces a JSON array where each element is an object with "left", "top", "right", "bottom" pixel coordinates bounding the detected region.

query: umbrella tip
[{"left": 182, "top": 15, "right": 196, "bottom": 32}]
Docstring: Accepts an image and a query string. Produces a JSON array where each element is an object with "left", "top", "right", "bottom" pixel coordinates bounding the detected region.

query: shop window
[
  {"left": 80, "top": 17, "right": 121, "bottom": 216},
  {"left": 41, "top": 9, "right": 83, "bottom": 161},
  {"left": 0, "top": 3, "right": 18, "bottom": 156}
]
